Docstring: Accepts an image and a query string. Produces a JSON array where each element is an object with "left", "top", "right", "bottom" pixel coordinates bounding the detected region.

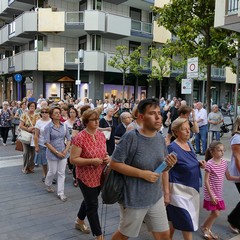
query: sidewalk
[{"left": 0, "top": 132, "right": 239, "bottom": 239}]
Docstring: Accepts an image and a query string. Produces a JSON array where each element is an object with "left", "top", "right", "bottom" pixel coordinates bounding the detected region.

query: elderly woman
[
  {"left": 0, "top": 101, "right": 12, "bottom": 146},
  {"left": 99, "top": 107, "right": 118, "bottom": 155},
  {"left": 70, "top": 109, "right": 110, "bottom": 240},
  {"left": 44, "top": 107, "right": 71, "bottom": 201},
  {"left": 167, "top": 118, "right": 206, "bottom": 240},
  {"left": 19, "top": 102, "right": 40, "bottom": 173},
  {"left": 34, "top": 107, "right": 51, "bottom": 182},
  {"left": 228, "top": 116, "right": 240, "bottom": 233}
]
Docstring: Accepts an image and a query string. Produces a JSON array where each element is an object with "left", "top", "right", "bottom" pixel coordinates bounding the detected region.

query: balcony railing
[
  {"left": 9, "top": 21, "right": 15, "bottom": 37},
  {"left": 66, "top": 11, "right": 84, "bottom": 24},
  {"left": 211, "top": 66, "right": 225, "bottom": 78},
  {"left": 227, "top": 0, "right": 239, "bottom": 14},
  {"left": 65, "top": 51, "right": 78, "bottom": 64},
  {"left": 131, "top": 20, "right": 152, "bottom": 34}
]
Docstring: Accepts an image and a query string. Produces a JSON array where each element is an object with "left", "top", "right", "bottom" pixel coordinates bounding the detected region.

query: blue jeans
[
  {"left": 195, "top": 125, "right": 208, "bottom": 154},
  {"left": 211, "top": 131, "right": 220, "bottom": 141}
]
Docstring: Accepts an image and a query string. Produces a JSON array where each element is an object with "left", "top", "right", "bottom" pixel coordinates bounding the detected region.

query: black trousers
[
  {"left": 77, "top": 179, "right": 102, "bottom": 236},
  {"left": 228, "top": 183, "right": 240, "bottom": 229},
  {"left": 1, "top": 127, "right": 10, "bottom": 144}
]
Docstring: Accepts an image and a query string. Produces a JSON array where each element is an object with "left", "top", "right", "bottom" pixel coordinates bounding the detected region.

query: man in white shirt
[{"left": 195, "top": 102, "right": 208, "bottom": 155}]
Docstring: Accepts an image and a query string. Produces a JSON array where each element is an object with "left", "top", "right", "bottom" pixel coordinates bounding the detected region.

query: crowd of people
[{"left": 0, "top": 94, "right": 240, "bottom": 240}]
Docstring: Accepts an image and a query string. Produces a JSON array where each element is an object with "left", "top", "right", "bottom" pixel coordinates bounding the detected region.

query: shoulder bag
[{"left": 17, "top": 114, "right": 33, "bottom": 145}]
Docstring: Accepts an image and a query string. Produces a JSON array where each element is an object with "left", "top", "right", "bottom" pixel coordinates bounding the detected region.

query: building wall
[{"left": 214, "top": 0, "right": 226, "bottom": 28}]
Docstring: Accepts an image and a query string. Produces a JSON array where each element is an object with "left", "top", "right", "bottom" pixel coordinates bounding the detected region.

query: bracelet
[{"left": 55, "top": 150, "right": 58, "bottom": 154}]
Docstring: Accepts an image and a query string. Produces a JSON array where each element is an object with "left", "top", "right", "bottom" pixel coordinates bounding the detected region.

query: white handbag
[
  {"left": 17, "top": 113, "right": 33, "bottom": 145},
  {"left": 18, "top": 129, "right": 32, "bottom": 144},
  {"left": 102, "top": 130, "right": 111, "bottom": 140}
]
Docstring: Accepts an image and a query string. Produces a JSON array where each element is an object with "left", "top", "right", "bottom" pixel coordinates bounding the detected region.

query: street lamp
[{"left": 76, "top": 49, "right": 84, "bottom": 100}]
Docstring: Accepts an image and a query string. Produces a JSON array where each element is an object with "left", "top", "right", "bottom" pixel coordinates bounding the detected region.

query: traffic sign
[
  {"left": 75, "top": 80, "right": 81, "bottom": 85},
  {"left": 187, "top": 57, "right": 198, "bottom": 79},
  {"left": 181, "top": 79, "right": 193, "bottom": 94},
  {"left": 14, "top": 74, "right": 22, "bottom": 82}
]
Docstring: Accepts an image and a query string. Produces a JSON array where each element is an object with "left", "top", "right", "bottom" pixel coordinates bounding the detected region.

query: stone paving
[{"left": 0, "top": 127, "right": 239, "bottom": 240}]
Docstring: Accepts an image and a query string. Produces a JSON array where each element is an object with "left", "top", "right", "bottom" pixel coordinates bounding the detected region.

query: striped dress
[
  {"left": 203, "top": 158, "right": 227, "bottom": 210},
  {"left": 167, "top": 141, "right": 201, "bottom": 232}
]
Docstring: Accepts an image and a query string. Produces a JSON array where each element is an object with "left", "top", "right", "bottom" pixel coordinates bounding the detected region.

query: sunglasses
[{"left": 41, "top": 111, "right": 48, "bottom": 114}]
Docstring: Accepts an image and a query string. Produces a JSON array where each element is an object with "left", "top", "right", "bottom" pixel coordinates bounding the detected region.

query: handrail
[
  {"left": 65, "top": 11, "right": 84, "bottom": 24},
  {"left": 131, "top": 19, "right": 152, "bottom": 34},
  {"left": 227, "top": 0, "right": 239, "bottom": 14}
]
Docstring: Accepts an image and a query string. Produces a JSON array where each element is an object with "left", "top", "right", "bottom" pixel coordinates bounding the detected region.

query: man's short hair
[
  {"left": 137, "top": 98, "right": 159, "bottom": 114},
  {"left": 120, "top": 112, "right": 131, "bottom": 121},
  {"left": 178, "top": 105, "right": 192, "bottom": 115}
]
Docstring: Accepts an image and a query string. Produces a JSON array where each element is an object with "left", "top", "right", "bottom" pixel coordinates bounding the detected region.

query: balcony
[
  {"left": 14, "top": 51, "right": 37, "bottom": 72},
  {"left": 0, "top": 0, "right": 34, "bottom": 23},
  {"left": 84, "top": 51, "right": 105, "bottom": 71},
  {"left": 84, "top": 10, "right": 105, "bottom": 33},
  {"left": 130, "top": 19, "right": 153, "bottom": 42},
  {"left": 211, "top": 66, "right": 225, "bottom": 80},
  {"left": 0, "top": 25, "right": 9, "bottom": 45},
  {"left": 38, "top": 48, "right": 65, "bottom": 71},
  {"left": 8, "top": 11, "right": 37, "bottom": 43},
  {"left": 227, "top": 0, "right": 239, "bottom": 14},
  {"left": 215, "top": 0, "right": 240, "bottom": 32},
  {"left": 0, "top": 58, "right": 9, "bottom": 74}
]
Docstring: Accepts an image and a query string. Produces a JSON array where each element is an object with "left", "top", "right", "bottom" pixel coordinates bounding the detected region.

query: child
[{"left": 201, "top": 141, "right": 240, "bottom": 239}]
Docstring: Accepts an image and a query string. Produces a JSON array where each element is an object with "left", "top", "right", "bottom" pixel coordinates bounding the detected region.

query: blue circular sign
[{"left": 14, "top": 74, "right": 22, "bottom": 82}]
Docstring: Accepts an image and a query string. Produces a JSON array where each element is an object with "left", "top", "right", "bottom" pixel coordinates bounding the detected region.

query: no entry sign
[{"left": 187, "top": 57, "right": 198, "bottom": 79}]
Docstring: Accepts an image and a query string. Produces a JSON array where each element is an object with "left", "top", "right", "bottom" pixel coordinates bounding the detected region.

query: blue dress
[{"left": 167, "top": 141, "right": 201, "bottom": 232}]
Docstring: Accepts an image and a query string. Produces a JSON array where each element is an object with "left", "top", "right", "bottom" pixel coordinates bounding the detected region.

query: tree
[
  {"left": 147, "top": 47, "right": 186, "bottom": 97},
  {"left": 108, "top": 45, "right": 142, "bottom": 102},
  {"left": 153, "top": 0, "right": 239, "bottom": 112}
]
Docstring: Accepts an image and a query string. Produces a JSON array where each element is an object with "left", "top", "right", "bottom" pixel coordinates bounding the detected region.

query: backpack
[{"left": 101, "top": 129, "right": 139, "bottom": 204}]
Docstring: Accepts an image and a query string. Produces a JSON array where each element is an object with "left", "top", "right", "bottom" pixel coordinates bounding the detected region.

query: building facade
[
  {"left": 0, "top": 0, "right": 233, "bottom": 106},
  {"left": 0, "top": 0, "right": 157, "bottom": 103}
]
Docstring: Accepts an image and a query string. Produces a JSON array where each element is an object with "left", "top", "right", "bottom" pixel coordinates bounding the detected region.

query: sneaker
[
  {"left": 3, "top": 143, "right": 6, "bottom": 146},
  {"left": 35, "top": 163, "right": 39, "bottom": 167},
  {"left": 75, "top": 218, "right": 90, "bottom": 234},
  {"left": 11, "top": 141, "right": 15, "bottom": 145},
  {"left": 58, "top": 194, "right": 67, "bottom": 202},
  {"left": 52, "top": 179, "right": 57, "bottom": 184},
  {"left": 46, "top": 186, "right": 55, "bottom": 193}
]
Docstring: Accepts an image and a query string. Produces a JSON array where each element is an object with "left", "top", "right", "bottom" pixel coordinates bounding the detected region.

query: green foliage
[
  {"left": 153, "top": 0, "right": 240, "bottom": 111},
  {"left": 153, "top": 0, "right": 239, "bottom": 69},
  {"left": 108, "top": 46, "right": 143, "bottom": 75}
]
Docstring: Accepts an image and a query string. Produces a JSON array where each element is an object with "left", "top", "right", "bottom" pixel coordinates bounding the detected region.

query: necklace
[{"left": 105, "top": 117, "right": 113, "bottom": 127}]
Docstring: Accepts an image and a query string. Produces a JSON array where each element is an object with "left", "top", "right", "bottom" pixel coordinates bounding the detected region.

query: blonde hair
[
  {"left": 171, "top": 118, "right": 189, "bottom": 138},
  {"left": 131, "top": 105, "right": 139, "bottom": 120},
  {"left": 232, "top": 116, "right": 240, "bottom": 136}
]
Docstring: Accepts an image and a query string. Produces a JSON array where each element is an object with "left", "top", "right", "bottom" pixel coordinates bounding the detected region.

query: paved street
[{"left": 0, "top": 129, "right": 240, "bottom": 240}]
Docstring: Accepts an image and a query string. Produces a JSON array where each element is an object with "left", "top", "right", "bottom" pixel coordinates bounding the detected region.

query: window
[
  {"left": 79, "top": 35, "right": 87, "bottom": 50},
  {"left": 130, "top": 7, "right": 141, "bottom": 21},
  {"left": 79, "top": 0, "right": 87, "bottom": 11},
  {"left": 91, "top": 35, "right": 101, "bottom": 51},
  {"left": 93, "top": 0, "right": 102, "bottom": 10},
  {"left": 129, "top": 41, "right": 141, "bottom": 53}
]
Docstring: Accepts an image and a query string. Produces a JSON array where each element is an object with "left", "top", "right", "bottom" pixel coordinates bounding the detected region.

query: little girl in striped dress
[{"left": 201, "top": 141, "right": 240, "bottom": 239}]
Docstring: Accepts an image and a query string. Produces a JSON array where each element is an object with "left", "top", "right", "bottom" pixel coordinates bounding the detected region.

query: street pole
[
  {"left": 76, "top": 49, "right": 84, "bottom": 100},
  {"left": 234, "top": 45, "right": 240, "bottom": 119}
]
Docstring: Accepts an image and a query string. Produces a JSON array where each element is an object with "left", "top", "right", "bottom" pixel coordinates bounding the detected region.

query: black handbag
[{"left": 101, "top": 167, "right": 124, "bottom": 205}]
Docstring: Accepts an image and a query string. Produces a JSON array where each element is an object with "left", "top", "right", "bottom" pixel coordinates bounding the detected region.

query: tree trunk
[
  {"left": 122, "top": 72, "right": 125, "bottom": 103},
  {"left": 134, "top": 76, "right": 139, "bottom": 101},
  {"left": 159, "top": 80, "right": 162, "bottom": 98},
  {"left": 206, "top": 64, "right": 211, "bottom": 113}
]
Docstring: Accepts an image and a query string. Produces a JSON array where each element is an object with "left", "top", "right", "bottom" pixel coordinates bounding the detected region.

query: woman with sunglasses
[{"left": 34, "top": 107, "right": 51, "bottom": 182}]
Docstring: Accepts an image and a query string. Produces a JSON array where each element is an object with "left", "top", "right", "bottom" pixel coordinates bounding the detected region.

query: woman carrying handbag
[{"left": 19, "top": 102, "right": 40, "bottom": 174}]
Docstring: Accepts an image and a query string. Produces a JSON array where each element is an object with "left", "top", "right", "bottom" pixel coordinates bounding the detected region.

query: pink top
[
  {"left": 72, "top": 129, "right": 106, "bottom": 187},
  {"left": 203, "top": 158, "right": 227, "bottom": 201}
]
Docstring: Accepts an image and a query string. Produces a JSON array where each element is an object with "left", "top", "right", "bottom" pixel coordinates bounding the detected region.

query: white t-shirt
[
  {"left": 35, "top": 119, "right": 52, "bottom": 147},
  {"left": 195, "top": 108, "right": 208, "bottom": 127},
  {"left": 64, "top": 119, "right": 74, "bottom": 136},
  {"left": 230, "top": 134, "right": 240, "bottom": 180}
]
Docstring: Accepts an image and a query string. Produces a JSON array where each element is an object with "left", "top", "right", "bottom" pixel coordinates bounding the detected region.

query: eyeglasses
[{"left": 41, "top": 111, "right": 48, "bottom": 114}]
